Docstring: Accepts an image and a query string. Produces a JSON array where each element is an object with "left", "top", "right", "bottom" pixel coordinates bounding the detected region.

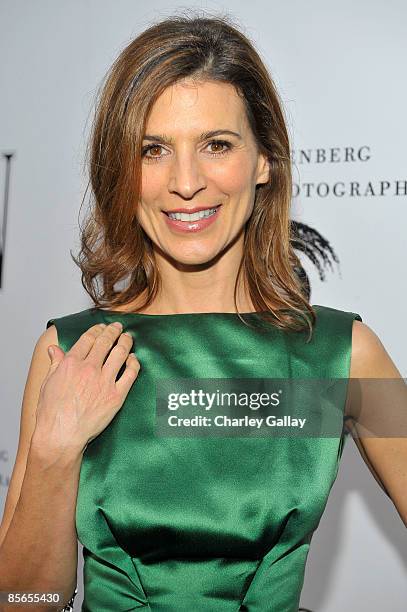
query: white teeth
[{"left": 167, "top": 206, "right": 219, "bottom": 221}]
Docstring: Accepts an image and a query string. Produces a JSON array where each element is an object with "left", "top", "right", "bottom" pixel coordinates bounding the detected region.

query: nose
[{"left": 167, "top": 149, "right": 207, "bottom": 199}]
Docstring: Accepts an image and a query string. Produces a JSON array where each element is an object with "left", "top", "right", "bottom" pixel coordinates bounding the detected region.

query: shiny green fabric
[{"left": 46, "top": 304, "right": 362, "bottom": 612}]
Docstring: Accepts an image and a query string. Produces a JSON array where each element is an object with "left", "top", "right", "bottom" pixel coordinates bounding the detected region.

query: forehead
[{"left": 145, "top": 79, "right": 248, "bottom": 133}]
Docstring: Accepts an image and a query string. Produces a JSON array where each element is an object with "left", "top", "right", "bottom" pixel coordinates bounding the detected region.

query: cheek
[
  {"left": 140, "top": 168, "right": 163, "bottom": 203},
  {"left": 211, "top": 158, "right": 254, "bottom": 194}
]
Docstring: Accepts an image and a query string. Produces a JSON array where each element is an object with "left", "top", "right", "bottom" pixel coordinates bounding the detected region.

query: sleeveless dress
[{"left": 46, "top": 304, "right": 362, "bottom": 612}]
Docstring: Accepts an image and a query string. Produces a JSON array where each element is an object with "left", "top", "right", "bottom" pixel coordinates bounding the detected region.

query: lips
[{"left": 162, "top": 203, "right": 222, "bottom": 233}]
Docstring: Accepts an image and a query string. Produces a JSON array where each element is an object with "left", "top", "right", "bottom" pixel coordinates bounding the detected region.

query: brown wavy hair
[{"left": 72, "top": 10, "right": 316, "bottom": 340}]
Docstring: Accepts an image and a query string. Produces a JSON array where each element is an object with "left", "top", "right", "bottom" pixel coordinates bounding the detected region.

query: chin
[{"left": 165, "top": 246, "right": 221, "bottom": 267}]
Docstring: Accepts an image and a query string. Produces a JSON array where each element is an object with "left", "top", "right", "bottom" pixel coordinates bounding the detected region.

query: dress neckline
[{"left": 96, "top": 308, "right": 266, "bottom": 317}]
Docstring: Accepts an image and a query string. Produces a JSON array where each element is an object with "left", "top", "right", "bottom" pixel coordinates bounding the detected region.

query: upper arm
[
  {"left": 344, "top": 320, "right": 407, "bottom": 526},
  {"left": 0, "top": 324, "right": 59, "bottom": 549}
]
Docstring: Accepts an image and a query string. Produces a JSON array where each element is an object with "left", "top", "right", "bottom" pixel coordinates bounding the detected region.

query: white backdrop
[{"left": 1, "top": 1, "right": 406, "bottom": 610}]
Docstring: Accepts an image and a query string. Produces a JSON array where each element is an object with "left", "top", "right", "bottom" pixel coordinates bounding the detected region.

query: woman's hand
[{"left": 32, "top": 322, "right": 139, "bottom": 454}]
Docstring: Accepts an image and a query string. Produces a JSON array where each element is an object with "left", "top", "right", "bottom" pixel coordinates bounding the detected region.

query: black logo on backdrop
[
  {"left": 1, "top": 153, "right": 14, "bottom": 288},
  {"left": 291, "top": 220, "right": 337, "bottom": 300}
]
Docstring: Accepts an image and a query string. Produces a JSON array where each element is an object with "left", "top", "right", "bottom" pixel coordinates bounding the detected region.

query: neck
[{"left": 141, "top": 234, "right": 254, "bottom": 314}]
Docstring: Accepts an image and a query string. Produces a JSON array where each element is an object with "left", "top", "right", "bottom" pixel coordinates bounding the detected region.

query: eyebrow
[{"left": 142, "top": 130, "right": 242, "bottom": 144}]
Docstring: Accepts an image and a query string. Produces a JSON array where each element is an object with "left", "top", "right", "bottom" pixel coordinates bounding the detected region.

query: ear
[{"left": 255, "top": 153, "right": 270, "bottom": 186}]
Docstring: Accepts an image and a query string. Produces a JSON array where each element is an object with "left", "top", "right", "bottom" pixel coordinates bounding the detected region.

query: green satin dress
[{"left": 46, "top": 304, "right": 362, "bottom": 612}]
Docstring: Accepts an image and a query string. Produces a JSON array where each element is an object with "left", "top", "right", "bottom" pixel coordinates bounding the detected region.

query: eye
[
  {"left": 141, "top": 143, "right": 168, "bottom": 161},
  {"left": 141, "top": 139, "right": 233, "bottom": 162},
  {"left": 205, "top": 140, "right": 233, "bottom": 156}
]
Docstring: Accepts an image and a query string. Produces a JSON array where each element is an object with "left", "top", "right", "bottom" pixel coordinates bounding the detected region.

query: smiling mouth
[{"left": 163, "top": 204, "right": 222, "bottom": 222}]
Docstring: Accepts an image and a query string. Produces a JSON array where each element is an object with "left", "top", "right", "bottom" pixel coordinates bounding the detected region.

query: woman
[{"left": 0, "top": 13, "right": 405, "bottom": 612}]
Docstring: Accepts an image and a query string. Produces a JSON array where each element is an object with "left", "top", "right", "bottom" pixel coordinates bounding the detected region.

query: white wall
[{"left": 1, "top": 1, "right": 406, "bottom": 609}]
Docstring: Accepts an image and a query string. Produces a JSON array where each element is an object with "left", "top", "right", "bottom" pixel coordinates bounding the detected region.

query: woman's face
[{"left": 137, "top": 79, "right": 270, "bottom": 266}]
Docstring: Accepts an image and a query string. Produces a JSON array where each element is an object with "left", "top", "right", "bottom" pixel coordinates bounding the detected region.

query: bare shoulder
[
  {"left": 35, "top": 323, "right": 59, "bottom": 354},
  {"left": 349, "top": 319, "right": 402, "bottom": 379}
]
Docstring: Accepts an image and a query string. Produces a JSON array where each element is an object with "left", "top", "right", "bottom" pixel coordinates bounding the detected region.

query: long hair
[{"left": 72, "top": 10, "right": 317, "bottom": 340}]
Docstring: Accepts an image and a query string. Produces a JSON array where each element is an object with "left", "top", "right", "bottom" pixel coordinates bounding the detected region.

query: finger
[
  {"left": 115, "top": 353, "right": 141, "bottom": 397},
  {"left": 101, "top": 331, "right": 134, "bottom": 380},
  {"left": 85, "top": 321, "right": 124, "bottom": 368},
  {"left": 66, "top": 324, "right": 107, "bottom": 360}
]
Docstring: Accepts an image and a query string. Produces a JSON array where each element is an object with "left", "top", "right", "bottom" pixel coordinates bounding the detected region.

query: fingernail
[{"left": 113, "top": 321, "right": 123, "bottom": 329}]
